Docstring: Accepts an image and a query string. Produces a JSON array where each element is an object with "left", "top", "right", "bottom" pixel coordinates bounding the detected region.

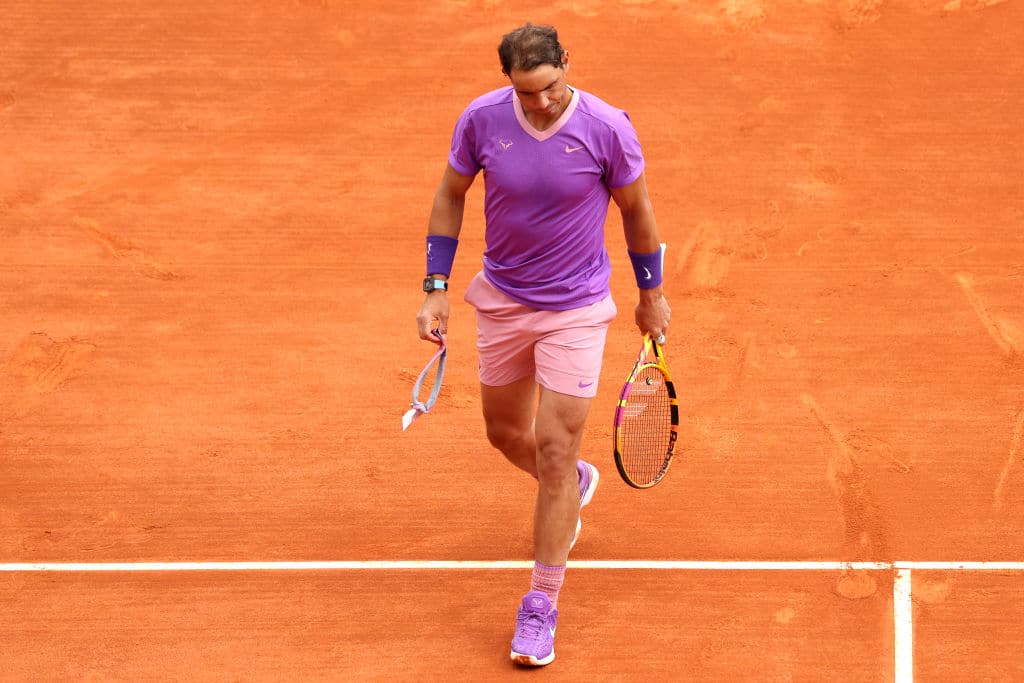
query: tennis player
[{"left": 415, "top": 23, "right": 671, "bottom": 667}]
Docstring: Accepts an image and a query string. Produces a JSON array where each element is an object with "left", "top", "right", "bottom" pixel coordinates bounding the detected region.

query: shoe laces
[{"left": 516, "top": 610, "right": 549, "bottom": 641}]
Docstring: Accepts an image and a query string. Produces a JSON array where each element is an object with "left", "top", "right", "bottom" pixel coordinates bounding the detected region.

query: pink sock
[{"left": 531, "top": 562, "right": 566, "bottom": 609}]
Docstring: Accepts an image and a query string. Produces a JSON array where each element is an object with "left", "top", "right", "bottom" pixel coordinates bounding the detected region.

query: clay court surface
[{"left": 2, "top": 0, "right": 1023, "bottom": 680}]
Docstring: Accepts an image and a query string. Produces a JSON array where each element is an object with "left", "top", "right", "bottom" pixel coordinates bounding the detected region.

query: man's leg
[
  {"left": 533, "top": 387, "right": 591, "bottom": 566},
  {"left": 480, "top": 378, "right": 591, "bottom": 558},
  {"left": 480, "top": 376, "right": 539, "bottom": 478},
  {"left": 509, "top": 387, "right": 590, "bottom": 667}
]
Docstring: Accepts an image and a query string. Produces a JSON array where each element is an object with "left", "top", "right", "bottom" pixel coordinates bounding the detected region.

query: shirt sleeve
[
  {"left": 604, "top": 111, "right": 645, "bottom": 189},
  {"left": 448, "top": 108, "right": 481, "bottom": 177}
]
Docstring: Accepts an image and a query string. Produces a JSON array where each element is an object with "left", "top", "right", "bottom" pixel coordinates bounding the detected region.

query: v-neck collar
[{"left": 512, "top": 87, "right": 580, "bottom": 142}]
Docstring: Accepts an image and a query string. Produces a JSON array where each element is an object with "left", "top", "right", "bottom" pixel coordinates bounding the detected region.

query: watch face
[{"left": 423, "top": 278, "right": 446, "bottom": 292}]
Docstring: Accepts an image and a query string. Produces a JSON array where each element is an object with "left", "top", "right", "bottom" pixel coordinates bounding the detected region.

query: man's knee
[
  {"left": 485, "top": 421, "right": 531, "bottom": 456},
  {"left": 535, "top": 440, "right": 578, "bottom": 484}
]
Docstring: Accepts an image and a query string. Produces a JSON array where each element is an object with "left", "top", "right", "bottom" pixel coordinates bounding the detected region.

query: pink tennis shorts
[{"left": 464, "top": 271, "right": 617, "bottom": 398}]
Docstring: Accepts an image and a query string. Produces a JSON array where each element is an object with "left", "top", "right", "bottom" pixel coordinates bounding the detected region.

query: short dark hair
[{"left": 497, "top": 23, "right": 564, "bottom": 75}]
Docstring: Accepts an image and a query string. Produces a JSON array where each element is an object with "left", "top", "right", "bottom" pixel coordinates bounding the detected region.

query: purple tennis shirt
[{"left": 448, "top": 85, "right": 645, "bottom": 310}]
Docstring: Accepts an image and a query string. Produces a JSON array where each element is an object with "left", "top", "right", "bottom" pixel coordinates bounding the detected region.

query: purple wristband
[
  {"left": 628, "top": 249, "right": 663, "bottom": 289},
  {"left": 426, "top": 234, "right": 458, "bottom": 278}
]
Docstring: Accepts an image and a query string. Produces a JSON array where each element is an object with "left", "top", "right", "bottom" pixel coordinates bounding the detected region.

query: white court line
[
  {"left": 0, "top": 560, "right": 898, "bottom": 572},
  {"left": 2, "top": 560, "right": 1024, "bottom": 572},
  {"left": 895, "top": 561, "right": 1024, "bottom": 571},
  {"left": 893, "top": 568, "right": 914, "bottom": 683}
]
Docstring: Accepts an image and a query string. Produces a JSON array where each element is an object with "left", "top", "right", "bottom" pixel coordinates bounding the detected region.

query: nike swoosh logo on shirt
[{"left": 565, "top": 145, "right": 584, "bottom": 153}]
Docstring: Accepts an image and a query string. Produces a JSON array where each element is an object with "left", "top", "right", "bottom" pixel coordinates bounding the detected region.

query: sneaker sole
[{"left": 511, "top": 649, "right": 555, "bottom": 666}]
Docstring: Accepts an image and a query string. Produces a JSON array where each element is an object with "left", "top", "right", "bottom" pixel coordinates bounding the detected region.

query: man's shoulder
[
  {"left": 573, "top": 88, "right": 633, "bottom": 128},
  {"left": 461, "top": 86, "right": 514, "bottom": 117}
]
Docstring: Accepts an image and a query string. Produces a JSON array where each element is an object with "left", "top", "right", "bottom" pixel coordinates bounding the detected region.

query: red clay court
[{"left": 2, "top": 1, "right": 1022, "bottom": 680}]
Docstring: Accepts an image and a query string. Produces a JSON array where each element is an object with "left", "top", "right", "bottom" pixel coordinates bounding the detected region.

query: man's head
[
  {"left": 497, "top": 23, "right": 565, "bottom": 76},
  {"left": 499, "top": 24, "right": 571, "bottom": 122}
]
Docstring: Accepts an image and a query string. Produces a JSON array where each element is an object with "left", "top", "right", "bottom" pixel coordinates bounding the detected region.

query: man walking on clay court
[{"left": 415, "top": 22, "right": 670, "bottom": 666}]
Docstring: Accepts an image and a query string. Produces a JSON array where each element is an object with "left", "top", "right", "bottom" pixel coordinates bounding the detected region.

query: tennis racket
[
  {"left": 613, "top": 332, "right": 679, "bottom": 488},
  {"left": 402, "top": 330, "right": 447, "bottom": 431}
]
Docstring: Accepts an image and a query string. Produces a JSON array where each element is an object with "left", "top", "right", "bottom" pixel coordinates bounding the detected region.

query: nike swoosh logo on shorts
[{"left": 578, "top": 381, "right": 593, "bottom": 388}]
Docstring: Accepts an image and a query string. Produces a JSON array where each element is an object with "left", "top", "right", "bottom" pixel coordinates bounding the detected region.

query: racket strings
[{"left": 621, "top": 366, "right": 673, "bottom": 483}]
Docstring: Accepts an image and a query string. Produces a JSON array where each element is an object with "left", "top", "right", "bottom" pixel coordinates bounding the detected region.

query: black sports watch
[{"left": 422, "top": 277, "right": 448, "bottom": 293}]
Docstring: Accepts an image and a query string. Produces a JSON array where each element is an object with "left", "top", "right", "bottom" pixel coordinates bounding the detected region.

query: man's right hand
[{"left": 417, "top": 291, "right": 449, "bottom": 342}]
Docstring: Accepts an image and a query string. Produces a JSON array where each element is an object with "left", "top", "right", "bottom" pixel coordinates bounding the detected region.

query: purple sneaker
[
  {"left": 510, "top": 591, "right": 558, "bottom": 666},
  {"left": 570, "top": 460, "right": 599, "bottom": 550}
]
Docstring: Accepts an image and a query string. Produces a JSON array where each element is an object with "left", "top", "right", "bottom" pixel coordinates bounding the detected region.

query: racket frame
[{"left": 612, "top": 333, "right": 679, "bottom": 488}]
